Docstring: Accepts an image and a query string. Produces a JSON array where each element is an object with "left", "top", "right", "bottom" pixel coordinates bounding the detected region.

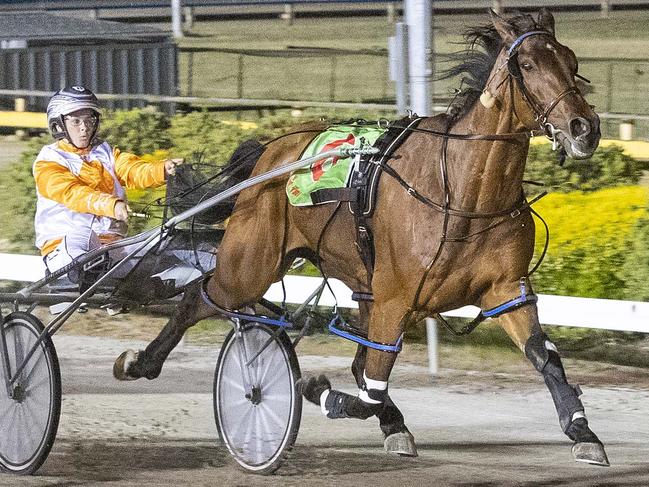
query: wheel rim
[
  {"left": 0, "top": 318, "right": 56, "bottom": 470},
  {"left": 216, "top": 326, "right": 296, "bottom": 469}
]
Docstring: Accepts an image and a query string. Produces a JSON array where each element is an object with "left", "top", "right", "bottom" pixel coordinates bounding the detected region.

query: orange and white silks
[{"left": 33, "top": 139, "right": 166, "bottom": 255}]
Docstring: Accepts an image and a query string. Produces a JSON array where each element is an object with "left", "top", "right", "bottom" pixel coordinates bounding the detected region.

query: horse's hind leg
[
  {"left": 497, "top": 303, "right": 610, "bottom": 466},
  {"left": 113, "top": 281, "right": 215, "bottom": 380},
  {"left": 350, "top": 303, "right": 417, "bottom": 456}
]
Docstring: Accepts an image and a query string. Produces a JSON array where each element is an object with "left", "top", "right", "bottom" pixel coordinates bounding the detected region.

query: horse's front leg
[
  {"left": 351, "top": 344, "right": 417, "bottom": 456},
  {"left": 113, "top": 282, "right": 215, "bottom": 380},
  {"left": 496, "top": 297, "right": 610, "bottom": 466}
]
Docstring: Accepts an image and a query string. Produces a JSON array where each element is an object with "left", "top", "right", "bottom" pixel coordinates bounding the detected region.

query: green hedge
[{"left": 2, "top": 108, "right": 647, "bottom": 308}]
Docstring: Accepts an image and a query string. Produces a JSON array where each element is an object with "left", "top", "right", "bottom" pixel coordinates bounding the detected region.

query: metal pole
[
  {"left": 389, "top": 22, "right": 408, "bottom": 115},
  {"left": 171, "top": 0, "right": 183, "bottom": 39},
  {"left": 492, "top": 0, "right": 503, "bottom": 14},
  {"left": 426, "top": 317, "right": 438, "bottom": 376},
  {"left": 405, "top": 0, "right": 432, "bottom": 116},
  {"left": 164, "top": 146, "right": 378, "bottom": 228}
]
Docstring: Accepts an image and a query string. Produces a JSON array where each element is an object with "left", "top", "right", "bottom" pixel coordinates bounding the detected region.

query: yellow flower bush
[{"left": 531, "top": 186, "right": 649, "bottom": 298}]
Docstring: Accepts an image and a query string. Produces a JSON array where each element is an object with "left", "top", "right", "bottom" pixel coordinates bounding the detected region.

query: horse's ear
[
  {"left": 537, "top": 8, "right": 555, "bottom": 35},
  {"left": 489, "top": 9, "right": 516, "bottom": 45}
]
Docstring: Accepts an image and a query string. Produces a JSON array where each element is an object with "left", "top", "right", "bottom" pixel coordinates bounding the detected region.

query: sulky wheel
[
  {"left": 0, "top": 312, "right": 61, "bottom": 475},
  {"left": 213, "top": 322, "right": 301, "bottom": 474}
]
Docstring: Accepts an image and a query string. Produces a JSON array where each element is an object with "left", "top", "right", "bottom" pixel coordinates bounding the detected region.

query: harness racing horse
[{"left": 114, "top": 9, "right": 609, "bottom": 466}]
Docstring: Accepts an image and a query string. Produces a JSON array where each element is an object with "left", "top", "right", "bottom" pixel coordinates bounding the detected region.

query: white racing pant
[{"left": 44, "top": 227, "right": 138, "bottom": 281}]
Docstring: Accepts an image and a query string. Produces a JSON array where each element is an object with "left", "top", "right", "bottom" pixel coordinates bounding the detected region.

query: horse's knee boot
[{"left": 525, "top": 332, "right": 597, "bottom": 441}]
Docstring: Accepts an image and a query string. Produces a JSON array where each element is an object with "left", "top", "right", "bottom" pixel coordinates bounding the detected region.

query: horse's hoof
[
  {"left": 384, "top": 431, "right": 418, "bottom": 457},
  {"left": 113, "top": 349, "right": 140, "bottom": 381},
  {"left": 572, "top": 442, "right": 610, "bottom": 466}
]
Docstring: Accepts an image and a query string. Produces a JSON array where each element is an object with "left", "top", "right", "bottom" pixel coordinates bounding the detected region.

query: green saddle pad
[{"left": 286, "top": 124, "right": 386, "bottom": 206}]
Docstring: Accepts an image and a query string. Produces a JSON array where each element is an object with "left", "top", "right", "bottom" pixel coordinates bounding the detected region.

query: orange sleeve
[
  {"left": 113, "top": 148, "right": 166, "bottom": 189},
  {"left": 34, "top": 160, "right": 120, "bottom": 218}
]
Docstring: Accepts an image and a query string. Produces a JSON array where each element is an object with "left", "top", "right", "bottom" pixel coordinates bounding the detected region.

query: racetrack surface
[{"left": 3, "top": 334, "right": 649, "bottom": 486}]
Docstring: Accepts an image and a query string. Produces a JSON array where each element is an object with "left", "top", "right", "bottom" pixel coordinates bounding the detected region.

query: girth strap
[{"left": 311, "top": 187, "right": 358, "bottom": 205}]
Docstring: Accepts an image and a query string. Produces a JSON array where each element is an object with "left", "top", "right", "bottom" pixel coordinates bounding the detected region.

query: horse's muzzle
[{"left": 559, "top": 114, "right": 601, "bottom": 159}]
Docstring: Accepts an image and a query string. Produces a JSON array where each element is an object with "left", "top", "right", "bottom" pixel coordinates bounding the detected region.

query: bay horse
[{"left": 114, "top": 9, "right": 609, "bottom": 466}]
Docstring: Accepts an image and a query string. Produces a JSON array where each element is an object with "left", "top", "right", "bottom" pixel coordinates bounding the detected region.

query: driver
[{"left": 33, "top": 85, "right": 182, "bottom": 278}]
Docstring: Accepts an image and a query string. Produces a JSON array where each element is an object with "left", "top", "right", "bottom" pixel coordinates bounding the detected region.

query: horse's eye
[{"left": 521, "top": 62, "right": 534, "bottom": 71}]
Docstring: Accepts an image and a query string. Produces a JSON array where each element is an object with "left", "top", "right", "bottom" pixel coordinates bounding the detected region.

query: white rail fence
[{"left": 2, "top": 253, "right": 648, "bottom": 373}]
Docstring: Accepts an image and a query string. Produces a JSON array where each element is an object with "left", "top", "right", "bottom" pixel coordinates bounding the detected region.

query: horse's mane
[{"left": 438, "top": 12, "right": 541, "bottom": 117}]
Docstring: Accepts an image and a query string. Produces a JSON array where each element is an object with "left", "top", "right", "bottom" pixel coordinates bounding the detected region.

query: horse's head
[{"left": 490, "top": 9, "right": 600, "bottom": 159}]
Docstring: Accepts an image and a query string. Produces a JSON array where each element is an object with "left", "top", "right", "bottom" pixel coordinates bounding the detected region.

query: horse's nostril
[{"left": 569, "top": 117, "right": 591, "bottom": 139}]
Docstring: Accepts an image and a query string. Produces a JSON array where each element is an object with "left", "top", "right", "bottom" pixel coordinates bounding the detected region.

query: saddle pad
[{"left": 286, "top": 124, "right": 386, "bottom": 206}]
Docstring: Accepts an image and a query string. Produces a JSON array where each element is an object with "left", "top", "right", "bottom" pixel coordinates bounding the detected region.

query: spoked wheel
[
  {"left": 214, "top": 322, "right": 301, "bottom": 474},
  {"left": 0, "top": 312, "right": 61, "bottom": 475}
]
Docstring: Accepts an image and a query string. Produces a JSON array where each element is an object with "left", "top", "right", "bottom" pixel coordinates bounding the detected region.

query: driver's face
[{"left": 64, "top": 108, "right": 98, "bottom": 149}]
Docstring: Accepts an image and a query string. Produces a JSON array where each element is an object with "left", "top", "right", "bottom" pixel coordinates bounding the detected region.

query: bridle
[{"left": 504, "top": 30, "right": 582, "bottom": 143}]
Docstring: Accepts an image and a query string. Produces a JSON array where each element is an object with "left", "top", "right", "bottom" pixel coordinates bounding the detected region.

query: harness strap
[
  {"left": 199, "top": 279, "right": 292, "bottom": 328},
  {"left": 507, "top": 31, "right": 551, "bottom": 55},
  {"left": 327, "top": 315, "right": 403, "bottom": 353},
  {"left": 435, "top": 278, "right": 538, "bottom": 337},
  {"left": 351, "top": 291, "right": 374, "bottom": 302},
  {"left": 311, "top": 187, "right": 358, "bottom": 205},
  {"left": 482, "top": 278, "right": 538, "bottom": 318}
]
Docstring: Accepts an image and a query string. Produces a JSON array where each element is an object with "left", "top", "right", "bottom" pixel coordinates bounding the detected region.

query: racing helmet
[{"left": 47, "top": 86, "right": 101, "bottom": 142}]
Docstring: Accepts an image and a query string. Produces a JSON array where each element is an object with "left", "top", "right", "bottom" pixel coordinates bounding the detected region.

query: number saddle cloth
[{"left": 285, "top": 118, "right": 421, "bottom": 293}]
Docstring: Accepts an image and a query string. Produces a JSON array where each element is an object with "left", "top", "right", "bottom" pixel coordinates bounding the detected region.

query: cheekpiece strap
[
  {"left": 482, "top": 278, "right": 538, "bottom": 318},
  {"left": 507, "top": 30, "right": 551, "bottom": 56}
]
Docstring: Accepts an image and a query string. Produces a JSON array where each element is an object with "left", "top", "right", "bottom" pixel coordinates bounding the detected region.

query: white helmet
[{"left": 47, "top": 86, "right": 101, "bottom": 141}]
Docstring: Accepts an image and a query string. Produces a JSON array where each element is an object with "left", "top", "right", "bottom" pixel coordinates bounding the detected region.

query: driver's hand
[
  {"left": 165, "top": 158, "right": 184, "bottom": 176},
  {"left": 114, "top": 200, "right": 129, "bottom": 222}
]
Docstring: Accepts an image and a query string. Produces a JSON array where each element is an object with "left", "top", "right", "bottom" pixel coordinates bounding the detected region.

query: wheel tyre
[
  {"left": 213, "top": 322, "right": 301, "bottom": 474},
  {"left": 0, "top": 312, "right": 61, "bottom": 475}
]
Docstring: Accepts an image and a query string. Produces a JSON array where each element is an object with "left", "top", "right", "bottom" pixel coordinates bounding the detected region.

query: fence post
[
  {"left": 425, "top": 317, "right": 438, "bottom": 376},
  {"left": 237, "top": 54, "right": 244, "bottom": 99},
  {"left": 329, "top": 56, "right": 337, "bottom": 101},
  {"left": 387, "top": 2, "right": 398, "bottom": 23},
  {"left": 281, "top": 3, "right": 294, "bottom": 25},
  {"left": 601, "top": 0, "right": 610, "bottom": 18},
  {"left": 171, "top": 0, "right": 184, "bottom": 39},
  {"left": 186, "top": 51, "right": 194, "bottom": 96},
  {"left": 183, "top": 6, "right": 194, "bottom": 30}
]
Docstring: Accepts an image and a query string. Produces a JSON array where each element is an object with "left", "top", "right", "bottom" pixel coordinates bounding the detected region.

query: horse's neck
[{"left": 447, "top": 98, "right": 530, "bottom": 212}]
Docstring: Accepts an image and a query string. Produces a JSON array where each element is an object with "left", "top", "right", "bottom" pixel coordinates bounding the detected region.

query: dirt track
[{"left": 3, "top": 334, "right": 649, "bottom": 486}]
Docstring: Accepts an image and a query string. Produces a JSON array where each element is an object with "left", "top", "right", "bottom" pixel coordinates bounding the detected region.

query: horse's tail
[
  {"left": 223, "top": 139, "right": 264, "bottom": 188},
  {"left": 166, "top": 139, "right": 265, "bottom": 224}
]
